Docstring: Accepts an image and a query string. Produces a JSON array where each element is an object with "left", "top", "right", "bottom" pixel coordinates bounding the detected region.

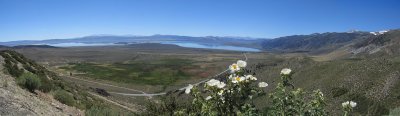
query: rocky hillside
[
  {"left": 0, "top": 50, "right": 134, "bottom": 115},
  {"left": 350, "top": 30, "right": 400, "bottom": 56},
  {"left": 0, "top": 51, "right": 83, "bottom": 115},
  {"left": 261, "top": 32, "right": 373, "bottom": 54}
]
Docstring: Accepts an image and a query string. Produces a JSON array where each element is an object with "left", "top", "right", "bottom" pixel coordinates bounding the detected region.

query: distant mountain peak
[{"left": 369, "top": 30, "right": 389, "bottom": 35}]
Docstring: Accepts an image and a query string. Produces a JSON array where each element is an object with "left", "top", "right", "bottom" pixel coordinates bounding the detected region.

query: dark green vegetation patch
[
  {"left": 16, "top": 72, "right": 42, "bottom": 92},
  {"left": 54, "top": 90, "right": 75, "bottom": 106},
  {"left": 331, "top": 87, "right": 348, "bottom": 98},
  {"left": 62, "top": 59, "right": 196, "bottom": 85}
]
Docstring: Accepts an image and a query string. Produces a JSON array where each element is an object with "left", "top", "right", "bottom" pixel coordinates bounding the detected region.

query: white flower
[
  {"left": 228, "top": 74, "right": 234, "bottom": 79},
  {"left": 237, "top": 60, "right": 247, "bottom": 68},
  {"left": 281, "top": 68, "right": 292, "bottom": 75},
  {"left": 249, "top": 95, "right": 253, "bottom": 99},
  {"left": 251, "top": 76, "right": 257, "bottom": 81},
  {"left": 205, "top": 96, "right": 212, "bottom": 100},
  {"left": 206, "top": 79, "right": 220, "bottom": 87},
  {"left": 227, "top": 90, "right": 232, "bottom": 93},
  {"left": 220, "top": 97, "right": 225, "bottom": 103},
  {"left": 342, "top": 101, "right": 357, "bottom": 108},
  {"left": 206, "top": 79, "right": 225, "bottom": 88},
  {"left": 319, "top": 91, "right": 324, "bottom": 97},
  {"left": 216, "top": 82, "right": 226, "bottom": 88},
  {"left": 232, "top": 78, "right": 238, "bottom": 83},
  {"left": 244, "top": 75, "right": 250, "bottom": 80},
  {"left": 245, "top": 75, "right": 257, "bottom": 81},
  {"left": 217, "top": 90, "right": 224, "bottom": 96},
  {"left": 350, "top": 101, "right": 357, "bottom": 107},
  {"left": 229, "top": 63, "right": 240, "bottom": 72},
  {"left": 342, "top": 101, "right": 349, "bottom": 107},
  {"left": 258, "top": 82, "right": 268, "bottom": 87},
  {"left": 232, "top": 76, "right": 245, "bottom": 83},
  {"left": 185, "top": 84, "right": 193, "bottom": 94}
]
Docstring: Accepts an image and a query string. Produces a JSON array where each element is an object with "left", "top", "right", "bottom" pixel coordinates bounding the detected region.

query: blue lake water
[
  {"left": 48, "top": 42, "right": 261, "bottom": 52},
  {"left": 161, "top": 42, "right": 260, "bottom": 52},
  {"left": 49, "top": 43, "right": 116, "bottom": 47}
]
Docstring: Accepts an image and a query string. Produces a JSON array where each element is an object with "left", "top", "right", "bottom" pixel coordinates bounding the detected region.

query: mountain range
[
  {"left": 1, "top": 29, "right": 399, "bottom": 56},
  {"left": 0, "top": 35, "right": 264, "bottom": 49}
]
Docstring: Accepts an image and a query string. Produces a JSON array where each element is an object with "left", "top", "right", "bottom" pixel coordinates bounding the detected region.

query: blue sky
[{"left": 0, "top": 0, "right": 399, "bottom": 42}]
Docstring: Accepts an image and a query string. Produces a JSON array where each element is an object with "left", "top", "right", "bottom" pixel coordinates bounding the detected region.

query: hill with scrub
[
  {"left": 260, "top": 29, "right": 400, "bottom": 55},
  {"left": 0, "top": 50, "right": 135, "bottom": 115}
]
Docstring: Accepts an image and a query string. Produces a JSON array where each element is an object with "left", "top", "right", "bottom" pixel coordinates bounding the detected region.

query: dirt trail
[
  {"left": 62, "top": 75, "right": 147, "bottom": 94},
  {"left": 88, "top": 92, "right": 138, "bottom": 112},
  {"left": 109, "top": 92, "right": 166, "bottom": 96}
]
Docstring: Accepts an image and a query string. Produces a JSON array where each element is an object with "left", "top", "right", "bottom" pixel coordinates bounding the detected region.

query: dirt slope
[{"left": 0, "top": 56, "right": 83, "bottom": 116}]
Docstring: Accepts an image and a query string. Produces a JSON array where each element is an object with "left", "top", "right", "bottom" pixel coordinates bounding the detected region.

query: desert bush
[
  {"left": 85, "top": 106, "right": 118, "bottom": 116},
  {"left": 386, "top": 107, "right": 400, "bottom": 116},
  {"left": 38, "top": 78, "right": 53, "bottom": 93},
  {"left": 347, "top": 93, "right": 388, "bottom": 115},
  {"left": 5, "top": 60, "right": 24, "bottom": 77},
  {"left": 143, "top": 96, "right": 190, "bottom": 116},
  {"left": 266, "top": 68, "right": 327, "bottom": 115},
  {"left": 86, "top": 105, "right": 135, "bottom": 116},
  {"left": 178, "top": 60, "right": 264, "bottom": 115},
  {"left": 1, "top": 51, "right": 23, "bottom": 77},
  {"left": 332, "top": 87, "right": 348, "bottom": 98},
  {"left": 17, "top": 72, "right": 42, "bottom": 92},
  {"left": 54, "top": 90, "right": 75, "bottom": 106}
]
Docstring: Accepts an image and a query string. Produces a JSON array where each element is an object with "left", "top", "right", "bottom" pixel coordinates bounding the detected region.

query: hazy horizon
[
  {"left": 1, "top": 0, "right": 399, "bottom": 41},
  {"left": 3, "top": 28, "right": 400, "bottom": 43}
]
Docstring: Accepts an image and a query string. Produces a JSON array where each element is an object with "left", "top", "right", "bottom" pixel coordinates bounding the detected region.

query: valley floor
[{"left": 3, "top": 43, "right": 400, "bottom": 115}]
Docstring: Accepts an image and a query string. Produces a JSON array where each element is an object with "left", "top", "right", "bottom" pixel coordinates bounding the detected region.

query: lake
[
  {"left": 161, "top": 42, "right": 260, "bottom": 52},
  {"left": 48, "top": 42, "right": 116, "bottom": 47}
]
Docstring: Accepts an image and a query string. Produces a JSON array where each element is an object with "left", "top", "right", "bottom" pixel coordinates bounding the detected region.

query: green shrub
[
  {"left": 6, "top": 61, "right": 24, "bottom": 77},
  {"left": 1, "top": 51, "right": 24, "bottom": 77},
  {"left": 331, "top": 87, "right": 348, "bottom": 98},
  {"left": 86, "top": 106, "right": 132, "bottom": 116},
  {"left": 348, "top": 93, "right": 389, "bottom": 115},
  {"left": 144, "top": 96, "right": 189, "bottom": 116},
  {"left": 38, "top": 77, "right": 53, "bottom": 93},
  {"left": 17, "top": 72, "right": 42, "bottom": 92},
  {"left": 387, "top": 107, "right": 400, "bottom": 116},
  {"left": 54, "top": 90, "right": 75, "bottom": 106}
]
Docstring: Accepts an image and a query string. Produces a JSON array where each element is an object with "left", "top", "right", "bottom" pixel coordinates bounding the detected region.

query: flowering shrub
[
  {"left": 160, "top": 60, "right": 357, "bottom": 115},
  {"left": 179, "top": 60, "right": 264, "bottom": 115},
  {"left": 342, "top": 101, "right": 357, "bottom": 116},
  {"left": 266, "top": 67, "right": 330, "bottom": 115}
]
